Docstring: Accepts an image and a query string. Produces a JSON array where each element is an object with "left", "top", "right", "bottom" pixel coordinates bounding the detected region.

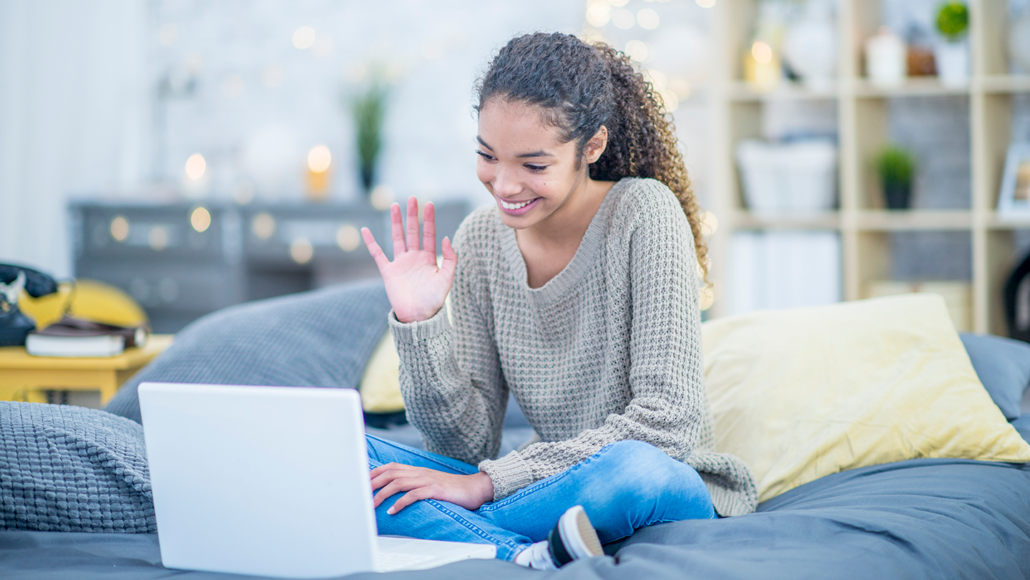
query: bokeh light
[
  {"left": 609, "top": 0, "right": 628, "bottom": 6},
  {"left": 586, "top": 0, "right": 611, "bottom": 27},
  {"left": 370, "top": 185, "right": 394, "bottom": 211},
  {"left": 148, "top": 226, "right": 169, "bottom": 251},
  {"left": 699, "top": 285, "right": 715, "bottom": 311},
  {"left": 292, "top": 26, "right": 315, "bottom": 49},
  {"left": 336, "top": 225, "right": 361, "bottom": 252},
  {"left": 701, "top": 211, "right": 719, "bottom": 236},
  {"left": 696, "top": 0, "right": 716, "bottom": 7},
  {"left": 752, "top": 41, "right": 773, "bottom": 65},
  {"left": 185, "top": 153, "right": 206, "bottom": 180},
  {"left": 290, "top": 238, "right": 314, "bottom": 264},
  {"left": 637, "top": 9, "right": 660, "bottom": 30},
  {"left": 307, "top": 145, "right": 332, "bottom": 173},
  {"left": 624, "top": 40, "right": 649, "bottom": 62},
  {"left": 612, "top": 9, "right": 635, "bottom": 29},
  {"left": 252, "top": 213, "right": 276, "bottom": 240},
  {"left": 191, "top": 207, "right": 212, "bottom": 233},
  {"left": 110, "top": 216, "right": 129, "bottom": 242}
]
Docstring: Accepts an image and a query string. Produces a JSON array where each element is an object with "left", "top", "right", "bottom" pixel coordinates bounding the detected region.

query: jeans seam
[
  {"left": 366, "top": 434, "right": 476, "bottom": 474},
  {"left": 423, "top": 499, "right": 525, "bottom": 553}
]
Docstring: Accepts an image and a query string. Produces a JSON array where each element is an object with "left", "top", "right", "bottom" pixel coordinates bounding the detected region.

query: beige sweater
[{"left": 388, "top": 177, "right": 758, "bottom": 517}]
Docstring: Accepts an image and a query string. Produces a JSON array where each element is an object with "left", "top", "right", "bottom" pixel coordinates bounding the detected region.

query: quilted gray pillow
[
  {"left": 104, "top": 280, "right": 391, "bottom": 423},
  {"left": 0, "top": 402, "right": 155, "bottom": 532}
]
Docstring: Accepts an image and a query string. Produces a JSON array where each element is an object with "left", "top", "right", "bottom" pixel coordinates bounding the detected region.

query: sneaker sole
[{"left": 562, "top": 506, "right": 603, "bottom": 558}]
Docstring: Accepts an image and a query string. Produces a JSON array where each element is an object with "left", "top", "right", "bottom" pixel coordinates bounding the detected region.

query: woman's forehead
[{"left": 477, "top": 99, "right": 566, "bottom": 154}]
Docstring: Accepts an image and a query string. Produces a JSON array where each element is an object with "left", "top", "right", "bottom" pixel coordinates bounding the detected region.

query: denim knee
[{"left": 590, "top": 440, "right": 708, "bottom": 507}]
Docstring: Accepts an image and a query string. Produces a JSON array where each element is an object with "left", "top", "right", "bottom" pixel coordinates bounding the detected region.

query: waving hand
[{"left": 362, "top": 197, "right": 458, "bottom": 324}]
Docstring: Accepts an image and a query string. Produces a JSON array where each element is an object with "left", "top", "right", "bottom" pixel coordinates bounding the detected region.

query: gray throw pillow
[
  {"left": 0, "top": 402, "right": 155, "bottom": 532},
  {"left": 960, "top": 333, "right": 1030, "bottom": 422},
  {"left": 104, "top": 280, "right": 391, "bottom": 424}
]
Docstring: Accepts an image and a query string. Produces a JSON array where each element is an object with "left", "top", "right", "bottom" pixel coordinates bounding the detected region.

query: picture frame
[{"left": 997, "top": 143, "right": 1030, "bottom": 214}]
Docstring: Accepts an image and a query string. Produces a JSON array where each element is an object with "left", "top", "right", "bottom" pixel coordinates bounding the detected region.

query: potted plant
[
  {"left": 348, "top": 78, "right": 388, "bottom": 195},
  {"left": 876, "top": 145, "right": 916, "bottom": 210},
  {"left": 935, "top": 1, "right": 969, "bottom": 87}
]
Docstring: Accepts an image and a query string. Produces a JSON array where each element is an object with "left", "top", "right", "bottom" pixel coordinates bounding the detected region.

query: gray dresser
[{"left": 71, "top": 200, "right": 470, "bottom": 333}]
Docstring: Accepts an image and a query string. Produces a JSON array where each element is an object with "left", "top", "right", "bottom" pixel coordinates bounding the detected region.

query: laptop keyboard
[{"left": 376, "top": 551, "right": 441, "bottom": 571}]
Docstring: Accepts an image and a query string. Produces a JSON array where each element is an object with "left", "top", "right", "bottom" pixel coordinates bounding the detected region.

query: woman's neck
[{"left": 519, "top": 174, "right": 610, "bottom": 252}]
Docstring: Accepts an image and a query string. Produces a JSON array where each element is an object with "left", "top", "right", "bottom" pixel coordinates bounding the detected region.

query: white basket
[{"left": 736, "top": 140, "right": 838, "bottom": 212}]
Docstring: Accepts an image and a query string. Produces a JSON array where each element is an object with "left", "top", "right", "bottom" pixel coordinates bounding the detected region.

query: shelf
[
  {"left": 731, "top": 210, "right": 841, "bottom": 230},
  {"left": 854, "top": 210, "right": 973, "bottom": 231},
  {"left": 978, "top": 75, "right": 1030, "bottom": 94},
  {"left": 984, "top": 212, "right": 1030, "bottom": 230},
  {"left": 852, "top": 78, "right": 970, "bottom": 98},
  {"left": 726, "top": 81, "right": 838, "bottom": 102}
]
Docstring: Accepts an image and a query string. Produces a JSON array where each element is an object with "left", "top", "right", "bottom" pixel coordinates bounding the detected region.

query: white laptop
[{"left": 138, "top": 382, "right": 496, "bottom": 578}]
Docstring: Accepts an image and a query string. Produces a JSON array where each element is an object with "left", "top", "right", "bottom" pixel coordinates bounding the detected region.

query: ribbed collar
[{"left": 499, "top": 178, "right": 630, "bottom": 306}]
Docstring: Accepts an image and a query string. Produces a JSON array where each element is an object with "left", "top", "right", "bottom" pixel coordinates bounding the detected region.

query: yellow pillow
[
  {"left": 703, "top": 293, "right": 1030, "bottom": 503},
  {"left": 359, "top": 296, "right": 454, "bottom": 414},
  {"left": 359, "top": 332, "right": 405, "bottom": 414}
]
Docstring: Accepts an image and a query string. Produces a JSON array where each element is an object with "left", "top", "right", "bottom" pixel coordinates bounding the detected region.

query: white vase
[
  {"left": 865, "top": 29, "right": 906, "bottom": 87},
  {"left": 783, "top": 2, "right": 837, "bottom": 91},
  {"left": 935, "top": 41, "right": 969, "bottom": 87}
]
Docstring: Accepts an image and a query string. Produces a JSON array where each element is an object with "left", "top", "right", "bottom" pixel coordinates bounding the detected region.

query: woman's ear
[{"left": 584, "top": 126, "right": 608, "bottom": 164}]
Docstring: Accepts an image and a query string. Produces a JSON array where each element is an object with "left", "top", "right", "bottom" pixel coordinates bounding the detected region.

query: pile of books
[{"left": 26, "top": 316, "right": 149, "bottom": 358}]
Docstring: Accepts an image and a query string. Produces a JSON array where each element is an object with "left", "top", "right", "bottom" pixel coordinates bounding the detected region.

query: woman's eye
[
  {"left": 475, "top": 150, "right": 495, "bottom": 161},
  {"left": 525, "top": 164, "right": 547, "bottom": 172}
]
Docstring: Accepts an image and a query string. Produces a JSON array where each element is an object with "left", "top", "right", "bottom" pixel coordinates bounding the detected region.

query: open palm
[{"left": 362, "top": 197, "right": 458, "bottom": 324}]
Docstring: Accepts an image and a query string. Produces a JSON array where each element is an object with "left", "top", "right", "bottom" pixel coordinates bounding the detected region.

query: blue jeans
[{"left": 366, "top": 435, "right": 716, "bottom": 561}]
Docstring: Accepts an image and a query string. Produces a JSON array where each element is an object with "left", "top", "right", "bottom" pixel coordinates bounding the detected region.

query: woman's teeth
[{"left": 501, "top": 199, "right": 533, "bottom": 210}]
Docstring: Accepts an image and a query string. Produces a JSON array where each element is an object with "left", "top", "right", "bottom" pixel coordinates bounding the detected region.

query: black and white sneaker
[{"left": 514, "top": 505, "right": 603, "bottom": 570}]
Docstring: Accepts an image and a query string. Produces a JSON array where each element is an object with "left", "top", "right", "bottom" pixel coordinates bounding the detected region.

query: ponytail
[{"left": 475, "top": 32, "right": 709, "bottom": 282}]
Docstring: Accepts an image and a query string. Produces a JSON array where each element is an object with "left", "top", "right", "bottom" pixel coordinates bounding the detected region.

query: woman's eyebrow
[{"left": 476, "top": 136, "right": 553, "bottom": 158}]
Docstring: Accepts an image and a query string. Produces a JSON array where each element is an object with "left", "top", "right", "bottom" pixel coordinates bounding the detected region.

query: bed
[{"left": 2, "top": 282, "right": 1029, "bottom": 579}]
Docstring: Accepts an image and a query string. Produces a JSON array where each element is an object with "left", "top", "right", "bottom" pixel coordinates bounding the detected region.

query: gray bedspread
[{"left": 2, "top": 456, "right": 1028, "bottom": 579}]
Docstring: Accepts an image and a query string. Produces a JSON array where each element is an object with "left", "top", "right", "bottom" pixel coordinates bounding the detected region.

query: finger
[
  {"left": 422, "top": 202, "right": 437, "bottom": 257},
  {"left": 369, "top": 462, "right": 404, "bottom": 479},
  {"left": 361, "top": 228, "right": 390, "bottom": 271},
  {"left": 373, "top": 478, "right": 418, "bottom": 509},
  {"left": 388, "top": 487, "right": 434, "bottom": 515},
  {"left": 390, "top": 203, "right": 405, "bottom": 259},
  {"left": 440, "top": 237, "right": 458, "bottom": 280},
  {"left": 405, "top": 196, "right": 420, "bottom": 252}
]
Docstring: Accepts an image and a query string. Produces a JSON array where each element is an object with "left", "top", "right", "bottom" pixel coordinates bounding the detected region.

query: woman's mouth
[{"left": 497, "top": 197, "right": 540, "bottom": 216}]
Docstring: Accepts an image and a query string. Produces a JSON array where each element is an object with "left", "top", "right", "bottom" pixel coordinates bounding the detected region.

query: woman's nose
[{"left": 492, "top": 165, "right": 522, "bottom": 197}]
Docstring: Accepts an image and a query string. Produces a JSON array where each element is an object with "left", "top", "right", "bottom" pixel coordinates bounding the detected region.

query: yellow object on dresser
[
  {"left": 702, "top": 294, "right": 1030, "bottom": 503},
  {"left": 0, "top": 335, "right": 173, "bottom": 405}
]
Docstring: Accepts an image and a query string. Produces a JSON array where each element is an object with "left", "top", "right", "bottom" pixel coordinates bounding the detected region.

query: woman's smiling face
[{"left": 476, "top": 98, "right": 603, "bottom": 231}]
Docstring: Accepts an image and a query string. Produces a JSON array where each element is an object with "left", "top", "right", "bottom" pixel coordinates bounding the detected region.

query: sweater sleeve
[
  {"left": 388, "top": 219, "right": 509, "bottom": 465},
  {"left": 478, "top": 187, "right": 707, "bottom": 500}
]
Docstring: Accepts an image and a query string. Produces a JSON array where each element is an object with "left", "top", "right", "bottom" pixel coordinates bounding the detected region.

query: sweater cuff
[
  {"left": 478, "top": 452, "right": 536, "bottom": 501},
  {"left": 387, "top": 306, "right": 450, "bottom": 343}
]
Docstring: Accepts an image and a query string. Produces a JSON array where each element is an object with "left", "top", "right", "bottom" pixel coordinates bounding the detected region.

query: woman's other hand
[
  {"left": 370, "top": 463, "right": 494, "bottom": 514},
  {"left": 362, "top": 196, "right": 458, "bottom": 323}
]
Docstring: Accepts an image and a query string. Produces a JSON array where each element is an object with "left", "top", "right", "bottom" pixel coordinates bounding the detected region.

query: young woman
[{"left": 360, "top": 32, "right": 757, "bottom": 569}]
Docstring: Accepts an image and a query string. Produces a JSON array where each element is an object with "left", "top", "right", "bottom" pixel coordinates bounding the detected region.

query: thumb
[{"left": 440, "top": 237, "right": 458, "bottom": 280}]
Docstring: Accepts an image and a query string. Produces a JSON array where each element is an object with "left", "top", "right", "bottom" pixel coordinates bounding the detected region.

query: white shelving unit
[{"left": 707, "top": 0, "right": 1030, "bottom": 335}]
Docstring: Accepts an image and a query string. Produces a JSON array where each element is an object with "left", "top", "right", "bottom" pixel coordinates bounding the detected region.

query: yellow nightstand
[{"left": 0, "top": 335, "right": 174, "bottom": 405}]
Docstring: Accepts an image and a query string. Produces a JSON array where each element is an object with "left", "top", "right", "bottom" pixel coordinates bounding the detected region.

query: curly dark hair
[{"left": 474, "top": 32, "right": 709, "bottom": 282}]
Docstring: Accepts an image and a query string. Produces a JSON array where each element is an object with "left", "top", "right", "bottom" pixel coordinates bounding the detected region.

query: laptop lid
[{"left": 139, "top": 382, "right": 378, "bottom": 578}]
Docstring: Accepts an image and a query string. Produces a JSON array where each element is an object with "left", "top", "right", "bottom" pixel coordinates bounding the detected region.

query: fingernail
[{"left": 387, "top": 507, "right": 395, "bottom": 515}]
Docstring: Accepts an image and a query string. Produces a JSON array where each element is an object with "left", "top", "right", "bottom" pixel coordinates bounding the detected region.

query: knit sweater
[{"left": 388, "top": 177, "right": 759, "bottom": 517}]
